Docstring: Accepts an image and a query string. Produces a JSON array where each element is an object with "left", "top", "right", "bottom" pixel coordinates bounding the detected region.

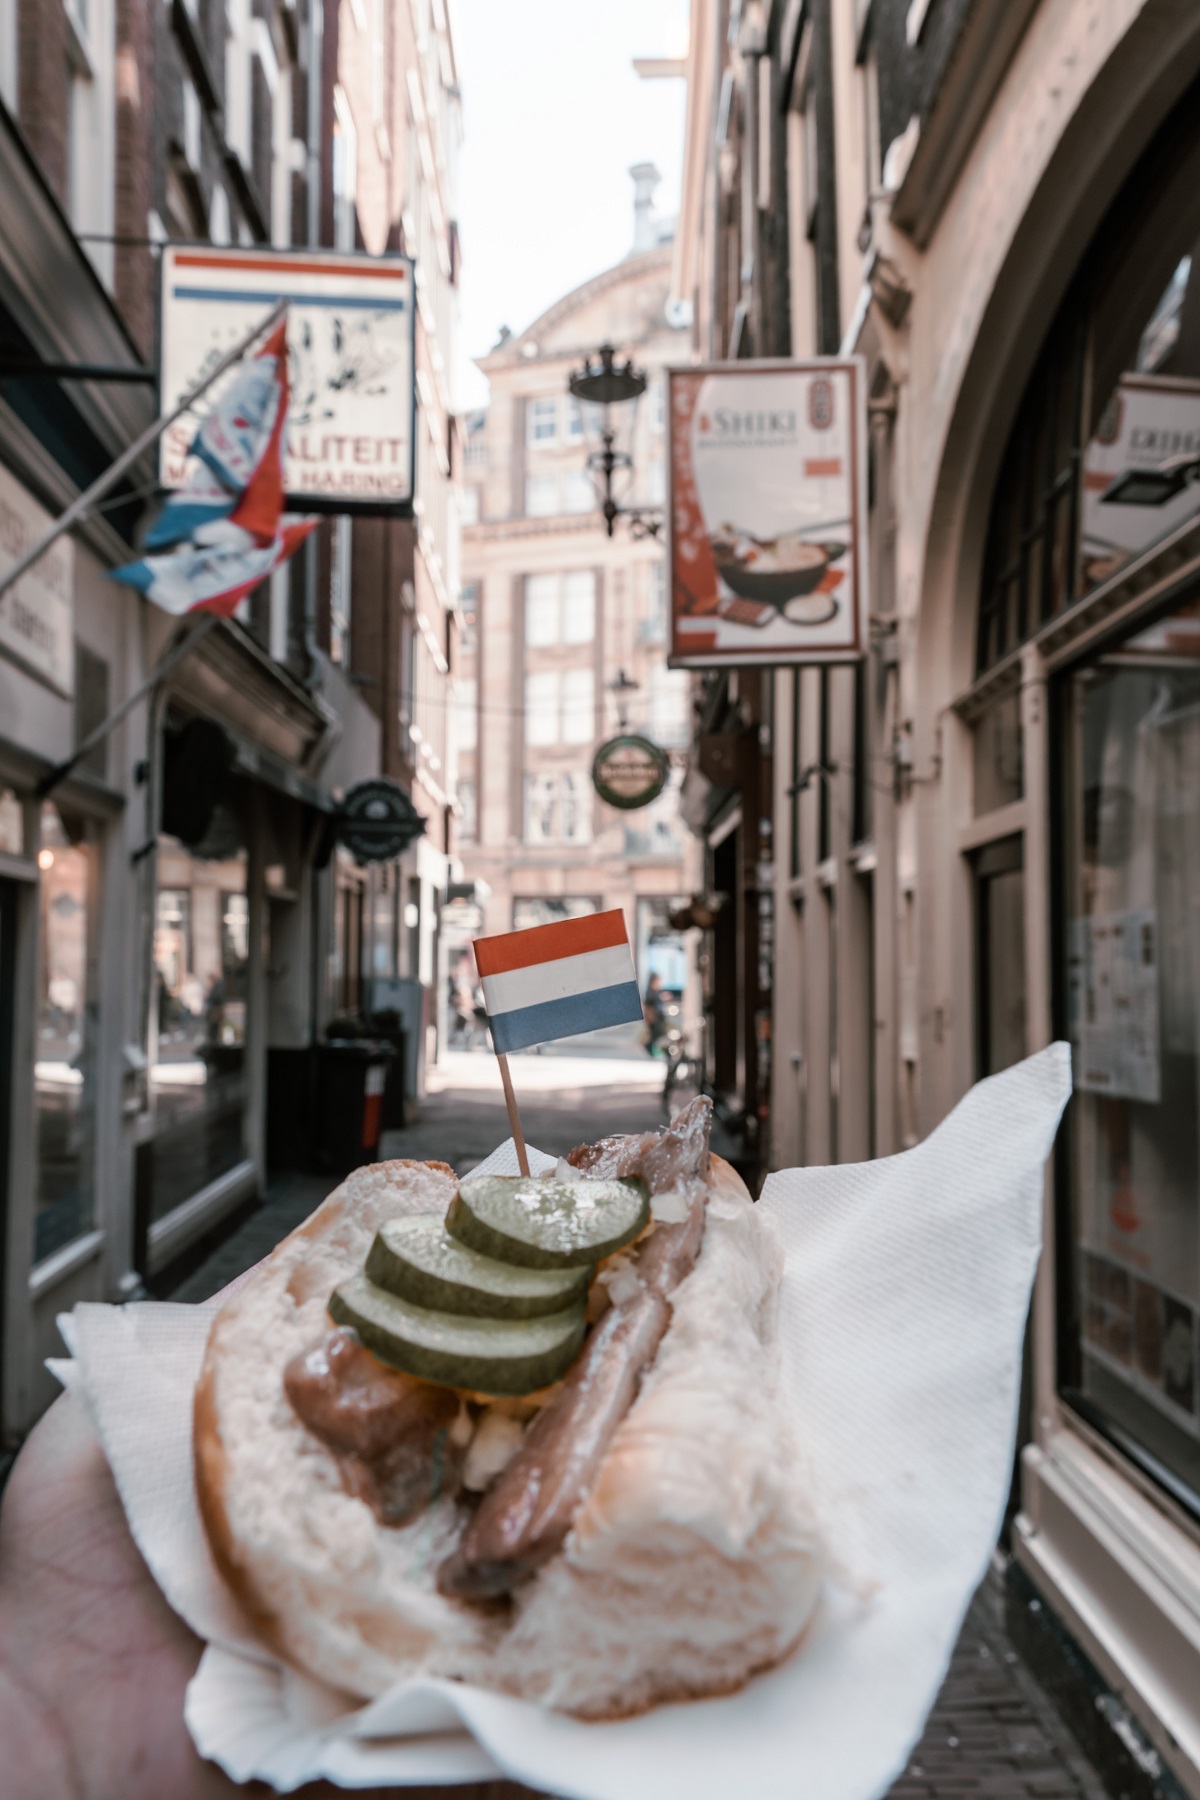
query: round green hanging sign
[{"left": 591, "top": 734, "right": 670, "bottom": 811}]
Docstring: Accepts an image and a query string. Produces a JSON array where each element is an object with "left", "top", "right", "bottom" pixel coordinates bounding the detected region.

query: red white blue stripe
[
  {"left": 112, "top": 317, "right": 315, "bottom": 617},
  {"left": 474, "top": 911, "right": 643, "bottom": 1053}
]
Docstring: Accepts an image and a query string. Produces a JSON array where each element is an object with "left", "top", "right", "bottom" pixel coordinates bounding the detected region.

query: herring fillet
[{"left": 437, "top": 1101, "right": 712, "bottom": 1600}]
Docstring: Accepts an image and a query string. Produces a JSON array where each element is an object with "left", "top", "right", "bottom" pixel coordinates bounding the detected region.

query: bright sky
[{"left": 452, "top": 0, "right": 689, "bottom": 408}]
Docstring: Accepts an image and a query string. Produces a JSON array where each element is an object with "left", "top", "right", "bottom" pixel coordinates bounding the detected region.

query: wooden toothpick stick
[{"left": 496, "top": 1052, "right": 530, "bottom": 1176}]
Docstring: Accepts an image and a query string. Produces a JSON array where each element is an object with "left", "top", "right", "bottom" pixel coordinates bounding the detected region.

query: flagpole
[
  {"left": 496, "top": 1052, "right": 531, "bottom": 1177},
  {"left": 0, "top": 296, "right": 289, "bottom": 608}
]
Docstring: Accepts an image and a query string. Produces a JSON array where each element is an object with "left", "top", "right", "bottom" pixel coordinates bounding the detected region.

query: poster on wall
[
  {"left": 159, "top": 246, "right": 416, "bottom": 514},
  {"left": 0, "top": 462, "right": 74, "bottom": 696},
  {"left": 1067, "top": 907, "right": 1161, "bottom": 1103},
  {"left": 667, "top": 360, "right": 868, "bottom": 668}
]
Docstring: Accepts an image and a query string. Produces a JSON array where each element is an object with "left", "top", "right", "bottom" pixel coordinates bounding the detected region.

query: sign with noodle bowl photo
[{"left": 667, "top": 360, "right": 868, "bottom": 667}]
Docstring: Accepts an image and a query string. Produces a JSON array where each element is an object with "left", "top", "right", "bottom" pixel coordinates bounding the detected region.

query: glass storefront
[
  {"left": 1064, "top": 595, "right": 1200, "bottom": 1506},
  {"left": 34, "top": 802, "right": 97, "bottom": 1262},
  {"left": 979, "top": 79, "right": 1200, "bottom": 1519},
  {"left": 146, "top": 830, "right": 250, "bottom": 1225}
]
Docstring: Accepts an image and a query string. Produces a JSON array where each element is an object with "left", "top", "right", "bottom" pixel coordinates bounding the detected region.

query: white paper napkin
[{"left": 56, "top": 1043, "right": 1071, "bottom": 1800}]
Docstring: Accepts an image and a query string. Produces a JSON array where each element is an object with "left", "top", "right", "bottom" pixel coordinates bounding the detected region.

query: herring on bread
[{"left": 193, "top": 1100, "right": 824, "bottom": 1719}]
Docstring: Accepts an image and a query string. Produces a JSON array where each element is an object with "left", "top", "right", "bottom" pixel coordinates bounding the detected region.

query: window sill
[
  {"left": 29, "top": 1228, "right": 105, "bottom": 1300},
  {"left": 1016, "top": 1424, "right": 1200, "bottom": 1790}
]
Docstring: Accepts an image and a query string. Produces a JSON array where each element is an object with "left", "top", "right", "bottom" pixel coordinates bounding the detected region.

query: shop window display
[
  {"left": 982, "top": 89, "right": 1200, "bottom": 1512},
  {"left": 147, "top": 833, "right": 250, "bottom": 1224},
  {"left": 34, "top": 803, "right": 97, "bottom": 1262},
  {"left": 1064, "top": 595, "right": 1200, "bottom": 1505}
]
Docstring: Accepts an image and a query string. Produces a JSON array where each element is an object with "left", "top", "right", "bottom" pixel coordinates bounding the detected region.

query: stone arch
[{"left": 916, "top": 5, "right": 1200, "bottom": 709}]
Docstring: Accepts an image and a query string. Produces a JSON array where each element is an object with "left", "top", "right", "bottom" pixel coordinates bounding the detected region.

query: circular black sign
[
  {"left": 591, "top": 734, "right": 671, "bottom": 811},
  {"left": 339, "top": 778, "right": 426, "bottom": 863}
]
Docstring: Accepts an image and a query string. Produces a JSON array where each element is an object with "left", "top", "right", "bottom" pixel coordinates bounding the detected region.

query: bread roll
[{"left": 194, "top": 1151, "right": 824, "bottom": 1718}]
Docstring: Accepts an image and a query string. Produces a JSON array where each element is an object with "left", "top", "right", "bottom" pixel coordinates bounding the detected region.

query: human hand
[{"left": 0, "top": 1393, "right": 539, "bottom": 1800}]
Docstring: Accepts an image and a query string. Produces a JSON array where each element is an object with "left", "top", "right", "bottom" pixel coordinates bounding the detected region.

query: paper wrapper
[{"left": 54, "top": 1044, "right": 1071, "bottom": 1799}]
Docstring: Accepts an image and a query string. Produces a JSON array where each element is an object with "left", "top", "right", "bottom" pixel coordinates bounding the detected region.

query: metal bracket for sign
[{"left": 0, "top": 358, "right": 157, "bottom": 383}]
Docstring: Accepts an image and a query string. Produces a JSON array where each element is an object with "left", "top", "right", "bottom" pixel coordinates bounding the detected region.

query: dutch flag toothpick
[
  {"left": 473, "top": 910, "right": 643, "bottom": 1054},
  {"left": 472, "top": 911, "right": 644, "bottom": 1175}
]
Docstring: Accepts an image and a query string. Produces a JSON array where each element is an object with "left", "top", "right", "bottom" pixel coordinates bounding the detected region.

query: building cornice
[
  {"left": 463, "top": 513, "right": 603, "bottom": 545},
  {"left": 478, "top": 246, "right": 674, "bottom": 372}
]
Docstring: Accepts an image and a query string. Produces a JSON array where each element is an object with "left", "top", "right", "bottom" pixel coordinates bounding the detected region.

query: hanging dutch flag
[
  {"left": 144, "top": 317, "right": 290, "bottom": 553},
  {"left": 113, "top": 316, "right": 316, "bottom": 616},
  {"left": 111, "top": 516, "right": 318, "bottom": 618},
  {"left": 473, "top": 910, "right": 644, "bottom": 1053}
]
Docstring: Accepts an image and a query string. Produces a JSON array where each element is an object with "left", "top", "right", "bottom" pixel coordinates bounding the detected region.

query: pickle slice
[
  {"left": 328, "top": 1275, "right": 587, "bottom": 1395},
  {"left": 365, "top": 1215, "right": 591, "bottom": 1319},
  {"left": 445, "top": 1174, "right": 650, "bottom": 1269}
]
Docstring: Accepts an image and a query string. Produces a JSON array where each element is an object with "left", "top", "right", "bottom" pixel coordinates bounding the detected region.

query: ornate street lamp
[{"left": 568, "top": 344, "right": 663, "bottom": 539}]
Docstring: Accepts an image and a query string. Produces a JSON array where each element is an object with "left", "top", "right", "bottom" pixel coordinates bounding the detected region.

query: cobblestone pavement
[{"left": 168, "top": 1052, "right": 1114, "bottom": 1800}]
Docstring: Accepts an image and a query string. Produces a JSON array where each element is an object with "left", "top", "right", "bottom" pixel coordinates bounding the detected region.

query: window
[
  {"left": 979, "top": 89, "right": 1200, "bottom": 674},
  {"left": 525, "top": 575, "right": 559, "bottom": 648},
  {"left": 641, "top": 560, "right": 668, "bottom": 644},
  {"left": 524, "top": 772, "right": 557, "bottom": 840},
  {"left": 1062, "top": 593, "right": 1200, "bottom": 1504},
  {"left": 642, "top": 459, "right": 665, "bottom": 505},
  {"left": 64, "top": 0, "right": 116, "bottom": 284},
  {"left": 0, "top": 788, "right": 21, "bottom": 855},
  {"left": 562, "top": 669, "right": 594, "bottom": 741},
  {"left": 458, "top": 778, "right": 477, "bottom": 842},
  {"left": 525, "top": 672, "right": 559, "bottom": 746},
  {"left": 524, "top": 570, "right": 595, "bottom": 645},
  {"left": 456, "top": 677, "right": 478, "bottom": 752},
  {"left": 0, "top": 0, "right": 15, "bottom": 109},
  {"left": 459, "top": 484, "right": 480, "bottom": 525},
  {"left": 333, "top": 86, "right": 358, "bottom": 252},
  {"left": 649, "top": 666, "right": 691, "bottom": 748},
  {"left": 528, "top": 398, "right": 558, "bottom": 443},
  {"left": 524, "top": 670, "right": 594, "bottom": 745},
  {"left": 563, "top": 469, "right": 595, "bottom": 515},
  {"left": 562, "top": 570, "right": 596, "bottom": 642},
  {"left": 35, "top": 803, "right": 97, "bottom": 1262},
  {"left": 521, "top": 774, "right": 592, "bottom": 844},
  {"left": 973, "top": 836, "right": 1026, "bottom": 1076},
  {"left": 147, "top": 824, "right": 250, "bottom": 1230},
  {"left": 565, "top": 400, "right": 584, "bottom": 441},
  {"left": 330, "top": 517, "right": 352, "bottom": 666},
  {"left": 973, "top": 689, "right": 1023, "bottom": 814},
  {"left": 459, "top": 581, "right": 480, "bottom": 653},
  {"left": 525, "top": 473, "right": 558, "bottom": 517}
]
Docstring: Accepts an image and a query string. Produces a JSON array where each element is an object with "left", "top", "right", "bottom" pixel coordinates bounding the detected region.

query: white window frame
[{"left": 528, "top": 398, "right": 558, "bottom": 444}]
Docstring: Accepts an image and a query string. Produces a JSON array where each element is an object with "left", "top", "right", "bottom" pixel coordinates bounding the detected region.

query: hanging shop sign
[
  {"left": 339, "top": 778, "right": 426, "bottom": 864},
  {"left": 1079, "top": 374, "right": 1200, "bottom": 588},
  {"left": 667, "top": 359, "right": 868, "bottom": 668},
  {"left": 159, "top": 246, "right": 416, "bottom": 515},
  {"left": 0, "top": 462, "right": 74, "bottom": 696},
  {"left": 592, "top": 734, "right": 671, "bottom": 810}
]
